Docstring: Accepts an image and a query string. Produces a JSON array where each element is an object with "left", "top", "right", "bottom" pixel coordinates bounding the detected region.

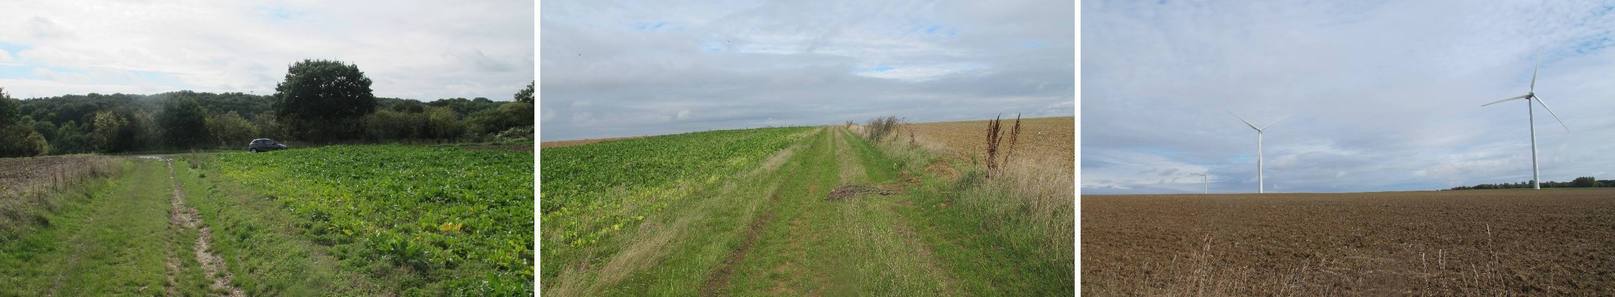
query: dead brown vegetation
[
  {"left": 0, "top": 155, "right": 122, "bottom": 237},
  {"left": 983, "top": 114, "right": 1022, "bottom": 179},
  {"left": 826, "top": 185, "right": 898, "bottom": 201},
  {"left": 864, "top": 116, "right": 903, "bottom": 143}
]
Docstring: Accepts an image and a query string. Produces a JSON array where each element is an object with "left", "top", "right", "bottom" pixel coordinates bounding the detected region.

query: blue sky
[
  {"left": 1083, "top": 0, "right": 1615, "bottom": 194},
  {"left": 0, "top": 0, "right": 532, "bottom": 100},
  {"left": 540, "top": 0, "right": 1075, "bottom": 141}
]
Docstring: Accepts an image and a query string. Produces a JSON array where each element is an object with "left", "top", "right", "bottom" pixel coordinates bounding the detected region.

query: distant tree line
[
  {"left": 1447, "top": 177, "right": 1613, "bottom": 190},
  {"left": 0, "top": 59, "right": 534, "bottom": 157}
]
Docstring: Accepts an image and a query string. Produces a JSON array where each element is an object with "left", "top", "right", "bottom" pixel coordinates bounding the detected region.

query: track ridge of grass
[{"left": 164, "top": 158, "right": 246, "bottom": 296}]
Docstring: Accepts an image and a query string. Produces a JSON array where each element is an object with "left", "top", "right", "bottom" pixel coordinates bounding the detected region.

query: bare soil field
[
  {"left": 1082, "top": 189, "right": 1615, "bottom": 296},
  {"left": 905, "top": 116, "right": 1074, "bottom": 171}
]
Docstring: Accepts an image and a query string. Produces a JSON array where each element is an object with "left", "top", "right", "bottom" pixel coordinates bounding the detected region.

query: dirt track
[{"left": 163, "top": 158, "right": 244, "bottom": 297}]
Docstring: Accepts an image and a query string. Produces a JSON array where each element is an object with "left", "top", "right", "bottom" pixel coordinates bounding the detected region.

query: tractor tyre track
[
  {"left": 700, "top": 191, "right": 781, "bottom": 297},
  {"left": 164, "top": 159, "right": 245, "bottom": 297}
]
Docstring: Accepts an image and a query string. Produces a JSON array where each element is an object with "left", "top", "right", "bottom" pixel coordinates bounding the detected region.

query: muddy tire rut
[
  {"left": 700, "top": 192, "right": 780, "bottom": 297},
  {"left": 163, "top": 159, "right": 245, "bottom": 297}
]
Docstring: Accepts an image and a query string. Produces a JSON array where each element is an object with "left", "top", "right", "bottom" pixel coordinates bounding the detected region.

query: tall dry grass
[
  {"left": 952, "top": 156, "right": 1074, "bottom": 268},
  {"left": 859, "top": 115, "right": 1075, "bottom": 284}
]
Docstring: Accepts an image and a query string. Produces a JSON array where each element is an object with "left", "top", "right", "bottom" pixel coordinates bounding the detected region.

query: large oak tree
[{"left": 274, "top": 59, "right": 377, "bottom": 142}]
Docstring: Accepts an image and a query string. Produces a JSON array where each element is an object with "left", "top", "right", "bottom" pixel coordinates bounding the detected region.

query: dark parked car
[{"left": 248, "top": 138, "right": 287, "bottom": 153}]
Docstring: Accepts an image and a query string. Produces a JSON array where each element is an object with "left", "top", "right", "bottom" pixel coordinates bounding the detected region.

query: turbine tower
[
  {"left": 1201, "top": 173, "right": 1209, "bottom": 194},
  {"left": 1481, "top": 66, "right": 1569, "bottom": 190},
  {"left": 1232, "top": 113, "right": 1283, "bottom": 194}
]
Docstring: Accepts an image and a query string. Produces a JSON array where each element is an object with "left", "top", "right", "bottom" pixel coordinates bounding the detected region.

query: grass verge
[{"left": 858, "top": 123, "right": 1076, "bottom": 296}]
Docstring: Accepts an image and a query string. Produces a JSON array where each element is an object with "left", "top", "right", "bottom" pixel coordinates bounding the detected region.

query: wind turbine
[
  {"left": 1232, "top": 113, "right": 1284, "bottom": 194},
  {"left": 1201, "top": 173, "right": 1209, "bottom": 194},
  {"left": 1481, "top": 65, "right": 1569, "bottom": 190}
]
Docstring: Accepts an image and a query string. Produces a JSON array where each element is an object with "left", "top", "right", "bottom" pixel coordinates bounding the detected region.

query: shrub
[{"left": 864, "top": 115, "right": 901, "bottom": 142}]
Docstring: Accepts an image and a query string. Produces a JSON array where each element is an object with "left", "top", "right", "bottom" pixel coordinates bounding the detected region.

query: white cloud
[
  {"left": 1082, "top": 150, "right": 1209, "bottom": 193},
  {"left": 1084, "top": 0, "right": 1615, "bottom": 193},
  {"left": 540, "top": 0, "right": 1075, "bottom": 140},
  {"left": 0, "top": 0, "right": 533, "bottom": 99}
]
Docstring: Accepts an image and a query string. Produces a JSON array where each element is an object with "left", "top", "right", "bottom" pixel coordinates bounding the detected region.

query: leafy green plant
[
  {"left": 539, "top": 127, "right": 810, "bottom": 282},
  {"left": 212, "top": 145, "right": 532, "bottom": 295}
]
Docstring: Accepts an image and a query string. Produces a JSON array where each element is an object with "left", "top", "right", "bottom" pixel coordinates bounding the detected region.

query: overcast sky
[
  {"left": 539, "top": 0, "right": 1075, "bottom": 141},
  {"left": 1084, "top": 1, "right": 1615, "bottom": 194},
  {"left": 0, "top": 0, "right": 532, "bottom": 100}
]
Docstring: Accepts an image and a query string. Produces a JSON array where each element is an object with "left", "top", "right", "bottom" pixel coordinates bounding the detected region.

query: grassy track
[
  {"left": 0, "top": 159, "right": 212, "bottom": 296},
  {"left": 721, "top": 128, "right": 960, "bottom": 296},
  {"left": 542, "top": 126, "right": 1059, "bottom": 295}
]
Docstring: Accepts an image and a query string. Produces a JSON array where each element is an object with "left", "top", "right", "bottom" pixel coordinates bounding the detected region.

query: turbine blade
[
  {"left": 1530, "top": 65, "right": 1538, "bottom": 93},
  {"left": 1260, "top": 115, "right": 1290, "bottom": 130},
  {"left": 1532, "top": 96, "right": 1570, "bottom": 131},
  {"left": 1229, "top": 111, "right": 1261, "bottom": 131},
  {"left": 1481, "top": 94, "right": 1529, "bottom": 107}
]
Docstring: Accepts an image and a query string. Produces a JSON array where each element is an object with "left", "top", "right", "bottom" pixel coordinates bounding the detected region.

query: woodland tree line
[
  {"left": 1447, "top": 177, "right": 1613, "bottom": 190},
  {"left": 0, "top": 59, "right": 533, "bottom": 157}
]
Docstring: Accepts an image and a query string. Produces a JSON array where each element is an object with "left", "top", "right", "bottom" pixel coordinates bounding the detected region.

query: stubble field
[
  {"left": 905, "top": 116, "right": 1074, "bottom": 171},
  {"left": 1082, "top": 189, "right": 1615, "bottom": 296}
]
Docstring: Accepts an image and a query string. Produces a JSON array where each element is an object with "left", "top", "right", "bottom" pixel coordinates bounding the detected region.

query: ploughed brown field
[
  {"left": 0, "top": 155, "right": 119, "bottom": 196},
  {"left": 1082, "top": 189, "right": 1615, "bottom": 296}
]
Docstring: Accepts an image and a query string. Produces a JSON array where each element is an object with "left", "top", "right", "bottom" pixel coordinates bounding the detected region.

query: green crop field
[
  {"left": 207, "top": 145, "right": 534, "bottom": 295},
  {"left": 540, "top": 128, "right": 811, "bottom": 276}
]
